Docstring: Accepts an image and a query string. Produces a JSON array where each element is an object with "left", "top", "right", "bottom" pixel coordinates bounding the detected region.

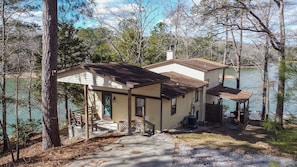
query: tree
[
  {"left": 195, "top": 0, "right": 288, "bottom": 126},
  {"left": 57, "top": 22, "right": 87, "bottom": 121},
  {"left": 77, "top": 27, "right": 116, "bottom": 63},
  {"left": 41, "top": 0, "right": 61, "bottom": 150},
  {"left": 1, "top": 0, "right": 9, "bottom": 153},
  {"left": 96, "top": 0, "right": 160, "bottom": 66},
  {"left": 145, "top": 22, "right": 171, "bottom": 64}
]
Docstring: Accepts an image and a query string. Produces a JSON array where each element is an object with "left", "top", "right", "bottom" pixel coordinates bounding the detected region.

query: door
[{"left": 102, "top": 92, "right": 112, "bottom": 120}]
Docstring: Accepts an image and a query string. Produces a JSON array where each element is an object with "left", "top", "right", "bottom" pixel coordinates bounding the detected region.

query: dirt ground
[
  {"left": 0, "top": 121, "right": 295, "bottom": 167},
  {"left": 0, "top": 130, "right": 124, "bottom": 167}
]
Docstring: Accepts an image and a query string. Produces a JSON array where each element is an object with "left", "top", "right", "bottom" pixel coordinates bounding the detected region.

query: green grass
[{"left": 271, "top": 127, "right": 297, "bottom": 156}]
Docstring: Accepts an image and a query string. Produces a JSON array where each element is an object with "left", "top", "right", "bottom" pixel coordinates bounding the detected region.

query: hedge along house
[
  {"left": 145, "top": 55, "right": 252, "bottom": 124},
  {"left": 57, "top": 62, "right": 209, "bottom": 137}
]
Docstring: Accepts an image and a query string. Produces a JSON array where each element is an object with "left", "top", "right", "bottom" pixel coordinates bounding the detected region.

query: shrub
[{"left": 9, "top": 119, "right": 41, "bottom": 145}]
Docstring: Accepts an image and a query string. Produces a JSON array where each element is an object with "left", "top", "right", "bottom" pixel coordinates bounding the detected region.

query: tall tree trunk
[
  {"left": 1, "top": 0, "right": 8, "bottom": 152},
  {"left": 42, "top": 0, "right": 61, "bottom": 150},
  {"left": 28, "top": 53, "right": 34, "bottom": 121},
  {"left": 221, "top": 16, "right": 229, "bottom": 85},
  {"left": 262, "top": 0, "right": 271, "bottom": 120},
  {"left": 65, "top": 93, "right": 68, "bottom": 121},
  {"left": 262, "top": 35, "right": 269, "bottom": 120},
  {"left": 275, "top": 0, "right": 285, "bottom": 126}
]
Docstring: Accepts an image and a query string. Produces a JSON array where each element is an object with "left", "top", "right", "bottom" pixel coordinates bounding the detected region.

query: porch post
[
  {"left": 128, "top": 89, "right": 132, "bottom": 135},
  {"left": 84, "top": 85, "right": 89, "bottom": 140}
]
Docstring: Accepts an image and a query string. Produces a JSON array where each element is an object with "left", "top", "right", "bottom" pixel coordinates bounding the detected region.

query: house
[
  {"left": 145, "top": 56, "right": 227, "bottom": 123},
  {"left": 57, "top": 55, "right": 252, "bottom": 137},
  {"left": 145, "top": 53, "right": 252, "bottom": 124},
  {"left": 57, "top": 61, "right": 208, "bottom": 135}
]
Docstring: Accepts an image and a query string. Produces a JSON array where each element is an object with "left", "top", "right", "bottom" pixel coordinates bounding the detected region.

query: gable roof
[
  {"left": 58, "top": 62, "right": 169, "bottom": 88},
  {"left": 145, "top": 58, "right": 228, "bottom": 72},
  {"left": 161, "top": 72, "right": 208, "bottom": 99}
]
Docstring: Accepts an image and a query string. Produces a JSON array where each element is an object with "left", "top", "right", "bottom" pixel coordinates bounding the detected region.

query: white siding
[
  {"left": 58, "top": 70, "right": 127, "bottom": 89},
  {"left": 205, "top": 70, "right": 221, "bottom": 89},
  {"left": 149, "top": 63, "right": 205, "bottom": 81}
]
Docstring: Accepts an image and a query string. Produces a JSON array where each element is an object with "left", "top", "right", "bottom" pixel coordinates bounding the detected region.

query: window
[
  {"left": 195, "top": 88, "right": 199, "bottom": 102},
  {"left": 206, "top": 79, "right": 210, "bottom": 87},
  {"left": 171, "top": 98, "right": 177, "bottom": 115},
  {"left": 136, "top": 97, "right": 145, "bottom": 117}
]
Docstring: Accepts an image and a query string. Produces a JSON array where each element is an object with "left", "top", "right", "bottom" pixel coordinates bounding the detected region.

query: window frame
[
  {"left": 135, "top": 97, "right": 145, "bottom": 117},
  {"left": 171, "top": 98, "right": 177, "bottom": 115},
  {"left": 195, "top": 88, "right": 199, "bottom": 102}
]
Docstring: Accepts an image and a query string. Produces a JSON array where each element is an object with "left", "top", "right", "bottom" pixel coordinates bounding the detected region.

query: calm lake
[
  {"left": 1, "top": 64, "right": 296, "bottom": 135},
  {"left": 224, "top": 64, "right": 297, "bottom": 119}
]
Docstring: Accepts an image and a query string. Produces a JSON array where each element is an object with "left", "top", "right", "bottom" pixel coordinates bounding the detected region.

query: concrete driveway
[{"left": 67, "top": 134, "right": 175, "bottom": 167}]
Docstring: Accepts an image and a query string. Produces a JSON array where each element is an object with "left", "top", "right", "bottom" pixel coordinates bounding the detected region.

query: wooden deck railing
[{"left": 69, "top": 107, "right": 98, "bottom": 131}]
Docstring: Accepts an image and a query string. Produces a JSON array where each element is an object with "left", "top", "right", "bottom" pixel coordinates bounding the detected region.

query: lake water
[
  {"left": 223, "top": 64, "right": 297, "bottom": 119},
  {"left": 0, "top": 79, "right": 78, "bottom": 135}
]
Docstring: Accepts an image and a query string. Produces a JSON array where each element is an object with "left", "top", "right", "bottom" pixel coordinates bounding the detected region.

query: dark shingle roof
[
  {"left": 161, "top": 72, "right": 208, "bottom": 99},
  {"left": 81, "top": 63, "right": 169, "bottom": 87},
  {"left": 145, "top": 58, "right": 228, "bottom": 72}
]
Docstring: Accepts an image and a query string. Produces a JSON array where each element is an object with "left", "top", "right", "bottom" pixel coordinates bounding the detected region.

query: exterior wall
[
  {"left": 132, "top": 83, "right": 161, "bottom": 98},
  {"left": 149, "top": 64, "right": 205, "bottom": 81},
  {"left": 87, "top": 84, "right": 163, "bottom": 130},
  {"left": 162, "top": 92, "right": 195, "bottom": 130},
  {"left": 112, "top": 94, "right": 128, "bottom": 122},
  {"left": 204, "top": 70, "right": 221, "bottom": 89},
  {"left": 58, "top": 70, "right": 127, "bottom": 89},
  {"left": 88, "top": 90, "right": 103, "bottom": 119},
  {"left": 143, "top": 99, "right": 161, "bottom": 130},
  {"left": 206, "top": 94, "right": 218, "bottom": 105}
]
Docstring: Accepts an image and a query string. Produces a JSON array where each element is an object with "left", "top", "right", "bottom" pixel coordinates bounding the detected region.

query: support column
[
  {"left": 84, "top": 85, "right": 89, "bottom": 140},
  {"left": 128, "top": 89, "right": 132, "bottom": 135}
]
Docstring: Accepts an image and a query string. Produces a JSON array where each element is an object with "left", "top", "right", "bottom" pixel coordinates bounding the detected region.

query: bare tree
[
  {"left": 196, "top": 0, "right": 289, "bottom": 126},
  {"left": 1, "top": 0, "right": 8, "bottom": 153},
  {"left": 42, "top": 0, "right": 61, "bottom": 150},
  {"left": 94, "top": 0, "right": 160, "bottom": 66}
]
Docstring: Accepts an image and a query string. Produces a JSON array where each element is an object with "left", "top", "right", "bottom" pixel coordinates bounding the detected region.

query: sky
[
  {"left": 14, "top": 0, "right": 297, "bottom": 44},
  {"left": 20, "top": 0, "right": 195, "bottom": 30}
]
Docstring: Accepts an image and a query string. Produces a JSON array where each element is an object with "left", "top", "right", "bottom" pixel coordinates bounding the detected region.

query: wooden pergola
[{"left": 206, "top": 84, "right": 253, "bottom": 123}]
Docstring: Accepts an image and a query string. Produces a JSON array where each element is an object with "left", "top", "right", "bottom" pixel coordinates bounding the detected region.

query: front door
[{"left": 102, "top": 92, "right": 112, "bottom": 120}]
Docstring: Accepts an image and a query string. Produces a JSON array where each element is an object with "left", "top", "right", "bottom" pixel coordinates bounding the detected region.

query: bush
[
  {"left": 9, "top": 119, "right": 41, "bottom": 145},
  {"left": 261, "top": 119, "right": 283, "bottom": 134}
]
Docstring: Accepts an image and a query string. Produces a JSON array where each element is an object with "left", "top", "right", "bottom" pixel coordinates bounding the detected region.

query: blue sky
[{"left": 21, "top": 0, "right": 194, "bottom": 30}]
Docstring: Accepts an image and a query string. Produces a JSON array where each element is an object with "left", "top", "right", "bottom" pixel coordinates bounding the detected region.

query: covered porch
[{"left": 206, "top": 84, "right": 253, "bottom": 124}]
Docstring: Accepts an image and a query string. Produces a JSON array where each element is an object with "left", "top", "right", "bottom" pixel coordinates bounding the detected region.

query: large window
[
  {"left": 136, "top": 97, "right": 145, "bottom": 117},
  {"left": 171, "top": 98, "right": 177, "bottom": 115},
  {"left": 195, "top": 88, "right": 199, "bottom": 102}
]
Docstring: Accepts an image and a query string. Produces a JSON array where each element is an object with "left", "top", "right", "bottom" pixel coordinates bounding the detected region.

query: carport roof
[{"left": 206, "top": 84, "right": 252, "bottom": 103}]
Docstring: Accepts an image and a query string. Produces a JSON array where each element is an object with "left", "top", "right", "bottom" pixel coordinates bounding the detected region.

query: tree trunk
[
  {"left": 275, "top": 0, "right": 285, "bottom": 126},
  {"left": 28, "top": 53, "right": 34, "bottom": 121},
  {"left": 261, "top": 37, "right": 269, "bottom": 121},
  {"left": 221, "top": 16, "right": 229, "bottom": 85},
  {"left": 42, "top": 0, "right": 61, "bottom": 150},
  {"left": 0, "top": 120, "right": 14, "bottom": 162},
  {"left": 1, "top": 0, "right": 8, "bottom": 153},
  {"left": 65, "top": 93, "right": 69, "bottom": 121}
]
